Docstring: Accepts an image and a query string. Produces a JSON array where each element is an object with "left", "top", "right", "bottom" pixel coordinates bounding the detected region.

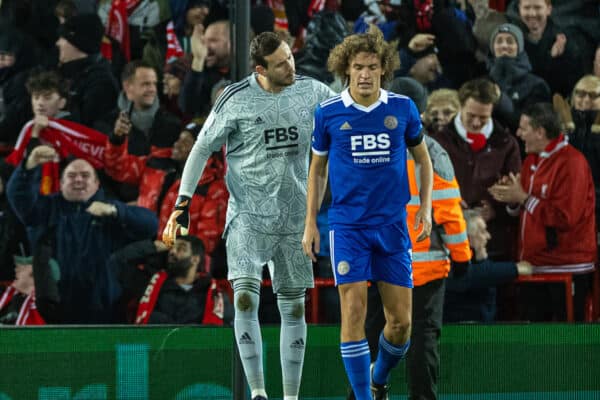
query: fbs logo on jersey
[
  {"left": 264, "top": 126, "right": 299, "bottom": 148},
  {"left": 350, "top": 133, "right": 391, "bottom": 154}
]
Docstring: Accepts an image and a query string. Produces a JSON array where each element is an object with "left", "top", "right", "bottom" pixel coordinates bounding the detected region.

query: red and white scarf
[
  {"left": 5, "top": 118, "right": 108, "bottom": 194},
  {"left": 0, "top": 287, "right": 45, "bottom": 326}
]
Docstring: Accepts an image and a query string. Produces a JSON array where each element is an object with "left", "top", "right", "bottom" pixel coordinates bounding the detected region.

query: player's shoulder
[
  {"left": 318, "top": 92, "right": 343, "bottom": 110},
  {"left": 212, "top": 78, "right": 252, "bottom": 114},
  {"left": 294, "top": 74, "right": 336, "bottom": 95},
  {"left": 386, "top": 90, "right": 413, "bottom": 106}
]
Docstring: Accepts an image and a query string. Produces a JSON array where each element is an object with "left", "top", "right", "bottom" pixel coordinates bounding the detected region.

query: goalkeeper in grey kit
[{"left": 162, "top": 32, "right": 335, "bottom": 400}]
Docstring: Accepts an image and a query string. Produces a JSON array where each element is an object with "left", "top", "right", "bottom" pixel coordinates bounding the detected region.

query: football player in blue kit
[{"left": 303, "top": 26, "right": 433, "bottom": 400}]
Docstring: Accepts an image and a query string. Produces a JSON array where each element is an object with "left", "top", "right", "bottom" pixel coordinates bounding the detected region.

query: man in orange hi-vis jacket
[{"left": 348, "top": 135, "right": 472, "bottom": 400}]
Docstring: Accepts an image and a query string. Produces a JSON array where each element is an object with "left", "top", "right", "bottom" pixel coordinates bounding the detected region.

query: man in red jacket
[{"left": 489, "top": 102, "right": 596, "bottom": 320}]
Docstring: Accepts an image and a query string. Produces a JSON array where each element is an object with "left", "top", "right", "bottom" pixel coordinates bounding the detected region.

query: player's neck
[
  {"left": 256, "top": 74, "right": 284, "bottom": 94},
  {"left": 349, "top": 89, "right": 379, "bottom": 107}
]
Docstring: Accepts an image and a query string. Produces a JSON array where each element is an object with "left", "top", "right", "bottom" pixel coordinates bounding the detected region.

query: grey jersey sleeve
[{"left": 179, "top": 109, "right": 235, "bottom": 197}]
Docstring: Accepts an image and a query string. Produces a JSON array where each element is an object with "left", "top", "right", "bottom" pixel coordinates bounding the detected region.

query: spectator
[
  {"left": 110, "top": 235, "right": 233, "bottom": 325},
  {"left": 173, "top": 0, "right": 211, "bottom": 54},
  {"left": 422, "top": 88, "right": 460, "bottom": 134},
  {"left": 102, "top": 60, "right": 181, "bottom": 202},
  {"left": 104, "top": 122, "right": 228, "bottom": 263},
  {"left": 295, "top": 10, "right": 349, "bottom": 85},
  {"left": 162, "top": 55, "right": 193, "bottom": 123},
  {"left": 353, "top": 0, "right": 403, "bottom": 41},
  {"left": 56, "top": 13, "right": 119, "bottom": 129},
  {"left": 444, "top": 209, "right": 533, "bottom": 323},
  {"left": 179, "top": 20, "right": 231, "bottom": 118},
  {"left": 387, "top": 76, "right": 428, "bottom": 114},
  {"left": 487, "top": 23, "right": 551, "bottom": 130},
  {"left": 392, "top": 0, "right": 484, "bottom": 88},
  {"left": 0, "top": 25, "right": 36, "bottom": 144},
  {"left": 429, "top": 78, "right": 521, "bottom": 260},
  {"left": 0, "top": 255, "right": 46, "bottom": 325},
  {"left": 553, "top": 76, "right": 600, "bottom": 237},
  {"left": 512, "top": 0, "right": 584, "bottom": 97},
  {"left": 395, "top": 44, "right": 446, "bottom": 91},
  {"left": 489, "top": 103, "right": 596, "bottom": 320},
  {"left": 7, "top": 147, "right": 158, "bottom": 323}
]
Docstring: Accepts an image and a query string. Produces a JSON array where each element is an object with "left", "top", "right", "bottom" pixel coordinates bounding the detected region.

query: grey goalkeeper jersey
[{"left": 180, "top": 73, "right": 335, "bottom": 235}]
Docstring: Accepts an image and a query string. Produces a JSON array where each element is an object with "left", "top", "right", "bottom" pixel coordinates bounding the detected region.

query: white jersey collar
[{"left": 341, "top": 88, "right": 388, "bottom": 112}]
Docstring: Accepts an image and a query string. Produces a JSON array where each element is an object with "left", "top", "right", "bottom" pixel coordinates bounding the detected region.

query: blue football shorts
[{"left": 329, "top": 222, "right": 413, "bottom": 287}]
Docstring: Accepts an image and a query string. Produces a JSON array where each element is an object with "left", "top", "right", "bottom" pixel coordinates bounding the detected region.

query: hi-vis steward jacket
[{"left": 407, "top": 136, "right": 472, "bottom": 287}]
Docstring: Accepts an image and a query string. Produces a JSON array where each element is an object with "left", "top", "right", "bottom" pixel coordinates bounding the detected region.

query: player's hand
[
  {"left": 25, "top": 145, "right": 58, "bottom": 170},
  {"left": 414, "top": 205, "right": 432, "bottom": 242},
  {"left": 302, "top": 221, "right": 320, "bottom": 262},
  {"left": 162, "top": 195, "right": 191, "bottom": 248}
]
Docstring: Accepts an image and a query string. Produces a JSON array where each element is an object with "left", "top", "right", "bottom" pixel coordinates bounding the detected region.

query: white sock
[
  {"left": 233, "top": 279, "right": 265, "bottom": 395},
  {"left": 278, "top": 290, "right": 307, "bottom": 398}
]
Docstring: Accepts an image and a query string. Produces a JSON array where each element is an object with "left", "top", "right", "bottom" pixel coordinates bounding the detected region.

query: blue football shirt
[{"left": 312, "top": 88, "right": 423, "bottom": 229}]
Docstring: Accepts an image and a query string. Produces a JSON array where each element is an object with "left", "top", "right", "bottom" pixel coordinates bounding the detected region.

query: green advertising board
[{"left": 0, "top": 324, "right": 599, "bottom": 399}]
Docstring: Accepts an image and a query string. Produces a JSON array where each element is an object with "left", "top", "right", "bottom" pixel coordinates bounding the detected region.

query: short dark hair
[
  {"left": 26, "top": 70, "right": 69, "bottom": 99},
  {"left": 55, "top": 0, "right": 77, "bottom": 20},
  {"left": 458, "top": 78, "right": 500, "bottom": 106},
  {"left": 250, "top": 31, "right": 282, "bottom": 68},
  {"left": 120, "top": 60, "right": 156, "bottom": 83},
  {"left": 178, "top": 235, "right": 205, "bottom": 259},
  {"left": 522, "top": 102, "right": 561, "bottom": 139}
]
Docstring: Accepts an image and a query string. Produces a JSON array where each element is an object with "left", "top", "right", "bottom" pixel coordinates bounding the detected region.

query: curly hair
[{"left": 327, "top": 25, "right": 399, "bottom": 86}]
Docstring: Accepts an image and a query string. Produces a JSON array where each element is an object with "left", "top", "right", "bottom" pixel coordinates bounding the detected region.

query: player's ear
[{"left": 255, "top": 64, "right": 267, "bottom": 77}]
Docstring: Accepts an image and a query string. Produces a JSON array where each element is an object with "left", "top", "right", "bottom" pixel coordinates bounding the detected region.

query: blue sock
[
  {"left": 341, "top": 339, "right": 371, "bottom": 400},
  {"left": 373, "top": 333, "right": 410, "bottom": 385}
]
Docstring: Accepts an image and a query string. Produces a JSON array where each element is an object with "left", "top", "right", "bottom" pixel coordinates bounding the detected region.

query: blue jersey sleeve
[
  {"left": 405, "top": 99, "right": 424, "bottom": 147},
  {"left": 312, "top": 104, "right": 329, "bottom": 155}
]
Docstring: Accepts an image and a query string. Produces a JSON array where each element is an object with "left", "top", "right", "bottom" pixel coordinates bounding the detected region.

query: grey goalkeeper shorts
[{"left": 226, "top": 219, "right": 314, "bottom": 293}]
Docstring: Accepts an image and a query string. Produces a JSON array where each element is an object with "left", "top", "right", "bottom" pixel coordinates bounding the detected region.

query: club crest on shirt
[
  {"left": 384, "top": 115, "right": 398, "bottom": 130},
  {"left": 300, "top": 109, "right": 310, "bottom": 119},
  {"left": 337, "top": 261, "right": 350, "bottom": 275}
]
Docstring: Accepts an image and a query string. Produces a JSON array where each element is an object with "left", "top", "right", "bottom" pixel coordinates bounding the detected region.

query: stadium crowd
[{"left": 0, "top": 0, "right": 599, "bottom": 329}]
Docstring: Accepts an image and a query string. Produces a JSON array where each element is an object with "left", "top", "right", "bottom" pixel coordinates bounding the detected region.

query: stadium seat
[{"left": 515, "top": 264, "right": 598, "bottom": 322}]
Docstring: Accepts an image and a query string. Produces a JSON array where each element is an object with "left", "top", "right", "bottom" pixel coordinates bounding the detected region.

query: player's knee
[
  {"left": 236, "top": 292, "right": 255, "bottom": 312},
  {"left": 387, "top": 316, "right": 412, "bottom": 340},
  {"left": 233, "top": 278, "right": 260, "bottom": 313},
  {"left": 277, "top": 290, "right": 306, "bottom": 321}
]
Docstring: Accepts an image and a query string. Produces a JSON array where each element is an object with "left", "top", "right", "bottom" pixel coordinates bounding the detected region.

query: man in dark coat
[
  {"left": 56, "top": 13, "right": 119, "bottom": 129},
  {"left": 7, "top": 145, "right": 158, "bottom": 323}
]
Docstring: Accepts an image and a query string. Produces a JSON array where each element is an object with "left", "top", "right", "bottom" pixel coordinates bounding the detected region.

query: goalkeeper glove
[{"left": 162, "top": 195, "right": 191, "bottom": 247}]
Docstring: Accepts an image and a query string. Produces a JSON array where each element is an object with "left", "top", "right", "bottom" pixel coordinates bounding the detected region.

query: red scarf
[
  {"left": 201, "top": 279, "right": 225, "bottom": 326},
  {"left": 0, "top": 287, "right": 45, "bottom": 326},
  {"left": 135, "top": 273, "right": 226, "bottom": 325},
  {"left": 165, "top": 21, "right": 184, "bottom": 64},
  {"left": 101, "top": 0, "right": 141, "bottom": 62},
  {"left": 6, "top": 118, "right": 107, "bottom": 194},
  {"left": 414, "top": 0, "right": 433, "bottom": 32},
  {"left": 466, "top": 132, "right": 487, "bottom": 152},
  {"left": 135, "top": 270, "right": 168, "bottom": 324}
]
